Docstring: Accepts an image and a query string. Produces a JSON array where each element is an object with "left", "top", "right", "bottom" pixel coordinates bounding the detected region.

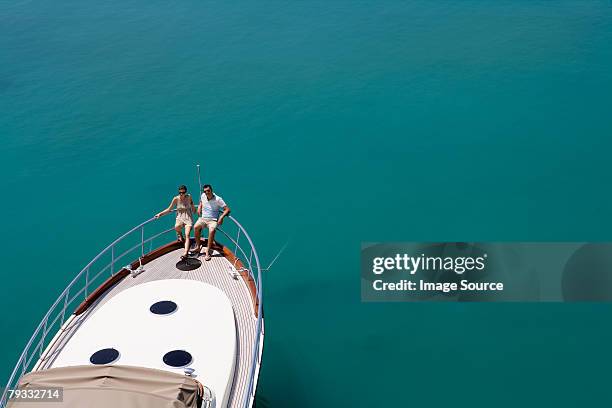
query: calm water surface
[{"left": 2, "top": 1, "right": 612, "bottom": 406}]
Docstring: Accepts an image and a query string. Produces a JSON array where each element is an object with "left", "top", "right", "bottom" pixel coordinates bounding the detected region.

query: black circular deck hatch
[
  {"left": 176, "top": 257, "right": 201, "bottom": 271},
  {"left": 150, "top": 300, "right": 178, "bottom": 315},
  {"left": 163, "top": 350, "right": 193, "bottom": 367},
  {"left": 90, "top": 348, "right": 120, "bottom": 365}
]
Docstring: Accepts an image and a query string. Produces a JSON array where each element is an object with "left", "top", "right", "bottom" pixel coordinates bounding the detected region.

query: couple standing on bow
[{"left": 154, "top": 184, "right": 230, "bottom": 262}]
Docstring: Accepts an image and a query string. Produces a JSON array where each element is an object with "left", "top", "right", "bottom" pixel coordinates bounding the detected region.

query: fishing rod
[{"left": 262, "top": 240, "right": 289, "bottom": 272}]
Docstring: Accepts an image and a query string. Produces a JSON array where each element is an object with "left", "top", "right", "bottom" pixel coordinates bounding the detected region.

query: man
[{"left": 193, "top": 184, "right": 230, "bottom": 261}]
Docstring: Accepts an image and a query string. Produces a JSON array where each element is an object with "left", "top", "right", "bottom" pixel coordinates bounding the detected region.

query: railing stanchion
[
  {"left": 111, "top": 245, "right": 115, "bottom": 275},
  {"left": 61, "top": 290, "right": 69, "bottom": 325},
  {"left": 141, "top": 226, "right": 145, "bottom": 257},
  {"left": 85, "top": 267, "right": 89, "bottom": 299},
  {"left": 40, "top": 319, "right": 48, "bottom": 357},
  {"left": 235, "top": 228, "right": 241, "bottom": 257}
]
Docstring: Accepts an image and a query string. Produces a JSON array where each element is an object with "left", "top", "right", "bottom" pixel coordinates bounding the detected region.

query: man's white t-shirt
[{"left": 200, "top": 193, "right": 227, "bottom": 220}]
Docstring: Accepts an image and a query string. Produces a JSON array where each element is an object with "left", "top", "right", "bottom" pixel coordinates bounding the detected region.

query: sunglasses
[
  {"left": 179, "top": 191, "right": 186, "bottom": 194},
  {"left": 203, "top": 189, "right": 212, "bottom": 193}
]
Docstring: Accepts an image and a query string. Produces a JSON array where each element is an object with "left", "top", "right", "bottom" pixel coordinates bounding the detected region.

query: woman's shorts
[{"left": 175, "top": 215, "right": 193, "bottom": 228}]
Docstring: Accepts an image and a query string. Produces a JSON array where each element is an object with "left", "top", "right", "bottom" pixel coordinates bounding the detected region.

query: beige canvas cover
[{"left": 7, "top": 365, "right": 201, "bottom": 408}]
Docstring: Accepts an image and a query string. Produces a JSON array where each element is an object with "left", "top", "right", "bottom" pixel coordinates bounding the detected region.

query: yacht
[{"left": 1, "top": 209, "right": 264, "bottom": 408}]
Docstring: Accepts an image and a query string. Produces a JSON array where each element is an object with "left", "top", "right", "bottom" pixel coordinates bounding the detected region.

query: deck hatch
[
  {"left": 89, "top": 348, "right": 120, "bottom": 365},
  {"left": 163, "top": 350, "right": 192, "bottom": 368},
  {"left": 150, "top": 300, "right": 178, "bottom": 315},
  {"left": 176, "top": 258, "right": 202, "bottom": 271}
]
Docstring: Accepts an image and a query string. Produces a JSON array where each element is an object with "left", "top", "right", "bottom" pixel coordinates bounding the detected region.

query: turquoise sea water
[{"left": 2, "top": 0, "right": 612, "bottom": 406}]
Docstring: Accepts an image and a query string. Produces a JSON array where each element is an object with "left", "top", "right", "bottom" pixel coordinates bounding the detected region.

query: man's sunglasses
[{"left": 179, "top": 191, "right": 187, "bottom": 194}]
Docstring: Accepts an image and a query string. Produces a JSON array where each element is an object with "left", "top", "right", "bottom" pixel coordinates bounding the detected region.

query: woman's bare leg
[
  {"left": 175, "top": 225, "right": 184, "bottom": 242},
  {"left": 183, "top": 225, "right": 193, "bottom": 256}
]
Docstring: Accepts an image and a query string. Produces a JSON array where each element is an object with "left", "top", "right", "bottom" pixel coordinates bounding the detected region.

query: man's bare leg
[
  {"left": 204, "top": 227, "right": 216, "bottom": 261},
  {"left": 193, "top": 225, "right": 202, "bottom": 253}
]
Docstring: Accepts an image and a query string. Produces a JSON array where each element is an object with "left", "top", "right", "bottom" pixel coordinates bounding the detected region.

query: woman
[{"left": 155, "top": 185, "right": 196, "bottom": 260}]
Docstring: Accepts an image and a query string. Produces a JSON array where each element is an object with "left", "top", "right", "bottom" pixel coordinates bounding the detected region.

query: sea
[{"left": 2, "top": 1, "right": 612, "bottom": 406}]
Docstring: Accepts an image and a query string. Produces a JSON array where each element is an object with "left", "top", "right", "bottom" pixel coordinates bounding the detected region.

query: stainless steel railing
[
  {"left": 216, "top": 216, "right": 264, "bottom": 408},
  {"left": 0, "top": 214, "right": 263, "bottom": 408}
]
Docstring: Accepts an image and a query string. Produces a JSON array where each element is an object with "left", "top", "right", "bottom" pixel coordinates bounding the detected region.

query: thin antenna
[
  {"left": 262, "top": 240, "right": 289, "bottom": 272},
  {"left": 196, "top": 164, "right": 202, "bottom": 192}
]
